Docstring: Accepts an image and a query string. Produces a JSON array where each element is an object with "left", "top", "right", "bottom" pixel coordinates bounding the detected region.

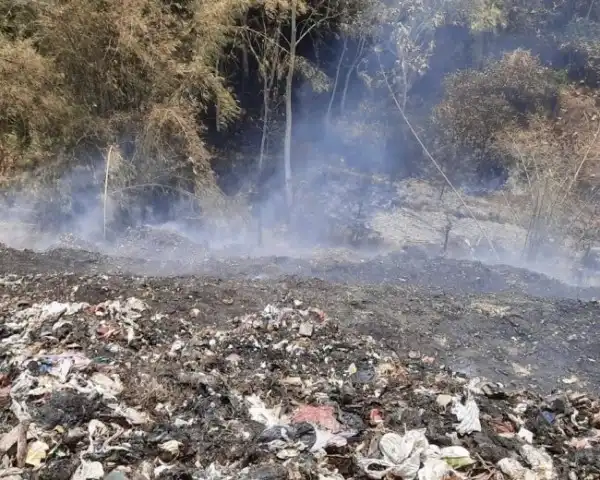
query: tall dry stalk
[{"left": 103, "top": 145, "right": 113, "bottom": 240}]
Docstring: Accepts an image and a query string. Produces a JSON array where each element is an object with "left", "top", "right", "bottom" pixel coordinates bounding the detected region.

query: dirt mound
[
  {"left": 1, "top": 241, "right": 597, "bottom": 300},
  {"left": 110, "top": 226, "right": 208, "bottom": 260}
]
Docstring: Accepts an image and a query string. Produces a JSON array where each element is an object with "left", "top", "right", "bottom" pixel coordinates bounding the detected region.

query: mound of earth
[
  {"left": 0, "top": 241, "right": 597, "bottom": 300},
  {"left": 0, "top": 244, "right": 600, "bottom": 479},
  {"left": 110, "top": 226, "right": 208, "bottom": 260}
]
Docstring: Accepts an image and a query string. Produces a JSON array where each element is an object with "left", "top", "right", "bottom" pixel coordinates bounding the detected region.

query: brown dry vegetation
[
  {"left": 433, "top": 51, "right": 560, "bottom": 177},
  {"left": 0, "top": 0, "right": 248, "bottom": 218},
  {"left": 0, "top": 0, "right": 370, "bottom": 228},
  {"left": 497, "top": 88, "right": 600, "bottom": 256},
  {"left": 434, "top": 49, "right": 600, "bottom": 257}
]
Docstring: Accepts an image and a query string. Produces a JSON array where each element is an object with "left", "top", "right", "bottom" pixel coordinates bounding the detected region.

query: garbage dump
[{"left": 1, "top": 292, "right": 599, "bottom": 479}]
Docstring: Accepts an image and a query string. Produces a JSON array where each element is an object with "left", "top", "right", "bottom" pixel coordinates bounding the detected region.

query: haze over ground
[{"left": 0, "top": 0, "right": 600, "bottom": 285}]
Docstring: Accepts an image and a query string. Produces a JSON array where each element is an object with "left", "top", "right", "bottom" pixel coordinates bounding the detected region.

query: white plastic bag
[{"left": 452, "top": 396, "right": 481, "bottom": 434}]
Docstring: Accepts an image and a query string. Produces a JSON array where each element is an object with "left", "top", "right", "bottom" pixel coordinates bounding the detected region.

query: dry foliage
[
  {"left": 560, "top": 18, "right": 600, "bottom": 81},
  {"left": 3, "top": 0, "right": 600, "bottom": 250},
  {"left": 0, "top": 37, "right": 74, "bottom": 178},
  {"left": 0, "top": 0, "right": 254, "bottom": 220},
  {"left": 493, "top": 87, "right": 600, "bottom": 257},
  {"left": 435, "top": 50, "right": 558, "bottom": 153},
  {"left": 428, "top": 50, "right": 560, "bottom": 186},
  {"left": 496, "top": 87, "right": 600, "bottom": 194},
  {"left": 431, "top": 48, "right": 600, "bottom": 257},
  {"left": 0, "top": 0, "right": 375, "bottom": 226}
]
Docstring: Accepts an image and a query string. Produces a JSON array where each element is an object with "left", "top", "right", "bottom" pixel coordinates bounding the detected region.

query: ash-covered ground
[
  {"left": 2, "top": 235, "right": 599, "bottom": 394},
  {"left": 1, "top": 225, "right": 600, "bottom": 479}
]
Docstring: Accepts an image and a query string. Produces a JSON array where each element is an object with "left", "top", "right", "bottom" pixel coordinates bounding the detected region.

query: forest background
[{"left": 2, "top": 0, "right": 600, "bottom": 262}]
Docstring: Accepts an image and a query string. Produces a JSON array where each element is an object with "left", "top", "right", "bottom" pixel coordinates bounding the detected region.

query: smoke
[{"left": 0, "top": 3, "right": 598, "bottom": 292}]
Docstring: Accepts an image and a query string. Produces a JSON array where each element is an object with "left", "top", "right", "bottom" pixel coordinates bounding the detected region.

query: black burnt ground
[
  {"left": 0, "top": 244, "right": 599, "bottom": 478},
  {"left": 4, "top": 237, "right": 600, "bottom": 300},
  {"left": 1, "top": 243, "right": 599, "bottom": 393}
]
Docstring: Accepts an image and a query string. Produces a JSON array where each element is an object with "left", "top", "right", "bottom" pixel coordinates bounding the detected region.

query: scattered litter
[
  {"left": 540, "top": 411, "right": 555, "bottom": 424},
  {"left": 512, "top": 363, "right": 532, "bottom": 377},
  {"left": 518, "top": 427, "right": 534, "bottom": 444},
  {"left": 561, "top": 376, "right": 578, "bottom": 385},
  {"left": 498, "top": 457, "right": 537, "bottom": 480},
  {"left": 520, "top": 445, "right": 555, "bottom": 480},
  {"left": 247, "top": 394, "right": 285, "bottom": 427},
  {"left": 436, "top": 394, "right": 453, "bottom": 409},
  {"left": 72, "top": 459, "right": 104, "bottom": 480},
  {"left": 298, "top": 321, "right": 314, "bottom": 337},
  {"left": 438, "top": 446, "right": 475, "bottom": 468},
  {"left": 498, "top": 445, "right": 556, "bottom": 480},
  {"left": 0, "top": 294, "right": 597, "bottom": 479},
  {"left": 418, "top": 458, "right": 458, "bottom": 480},
  {"left": 452, "top": 395, "right": 482, "bottom": 434},
  {"left": 369, "top": 408, "right": 384, "bottom": 426},
  {"left": 359, "top": 429, "right": 462, "bottom": 479},
  {"left": 90, "top": 372, "right": 124, "bottom": 399},
  {"left": 0, "top": 425, "right": 21, "bottom": 454},
  {"left": 24, "top": 440, "right": 48, "bottom": 467},
  {"left": 159, "top": 439, "right": 182, "bottom": 458},
  {"left": 291, "top": 404, "right": 341, "bottom": 432},
  {"left": 108, "top": 404, "right": 152, "bottom": 426}
]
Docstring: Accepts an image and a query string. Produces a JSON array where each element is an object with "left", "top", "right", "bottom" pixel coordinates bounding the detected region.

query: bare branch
[{"left": 376, "top": 53, "right": 500, "bottom": 261}]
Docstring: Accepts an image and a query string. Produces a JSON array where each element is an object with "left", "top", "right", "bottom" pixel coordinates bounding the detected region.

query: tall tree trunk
[
  {"left": 241, "top": 45, "right": 249, "bottom": 94},
  {"left": 340, "top": 37, "right": 365, "bottom": 113},
  {"left": 473, "top": 32, "right": 488, "bottom": 70},
  {"left": 259, "top": 76, "right": 270, "bottom": 173},
  {"left": 256, "top": 75, "right": 270, "bottom": 247},
  {"left": 258, "top": 31, "right": 280, "bottom": 173},
  {"left": 326, "top": 36, "right": 347, "bottom": 129},
  {"left": 284, "top": 0, "right": 297, "bottom": 216},
  {"left": 241, "top": 11, "right": 250, "bottom": 90},
  {"left": 256, "top": 49, "right": 280, "bottom": 246},
  {"left": 215, "top": 58, "right": 221, "bottom": 132}
]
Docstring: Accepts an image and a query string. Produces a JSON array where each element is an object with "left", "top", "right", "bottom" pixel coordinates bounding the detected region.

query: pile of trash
[{"left": 1, "top": 295, "right": 599, "bottom": 479}]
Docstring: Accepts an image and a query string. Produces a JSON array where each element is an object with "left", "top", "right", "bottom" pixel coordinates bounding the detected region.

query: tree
[
  {"left": 240, "top": 0, "right": 339, "bottom": 215},
  {"left": 325, "top": 0, "right": 379, "bottom": 125},
  {"left": 280, "top": 0, "right": 345, "bottom": 213},
  {"left": 242, "top": 8, "right": 285, "bottom": 174},
  {"left": 0, "top": 0, "right": 257, "bottom": 228},
  {"left": 284, "top": 0, "right": 298, "bottom": 213}
]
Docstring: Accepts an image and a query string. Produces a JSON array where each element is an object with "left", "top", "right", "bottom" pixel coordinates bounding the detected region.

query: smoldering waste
[{"left": 0, "top": 284, "right": 599, "bottom": 479}]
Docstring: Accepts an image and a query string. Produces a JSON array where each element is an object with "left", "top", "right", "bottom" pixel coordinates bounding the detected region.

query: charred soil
[{"left": 1, "top": 243, "right": 599, "bottom": 393}]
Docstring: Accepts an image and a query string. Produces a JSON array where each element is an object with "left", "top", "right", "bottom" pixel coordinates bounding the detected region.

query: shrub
[
  {"left": 492, "top": 86, "right": 600, "bottom": 258},
  {"left": 433, "top": 50, "right": 559, "bottom": 179}
]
